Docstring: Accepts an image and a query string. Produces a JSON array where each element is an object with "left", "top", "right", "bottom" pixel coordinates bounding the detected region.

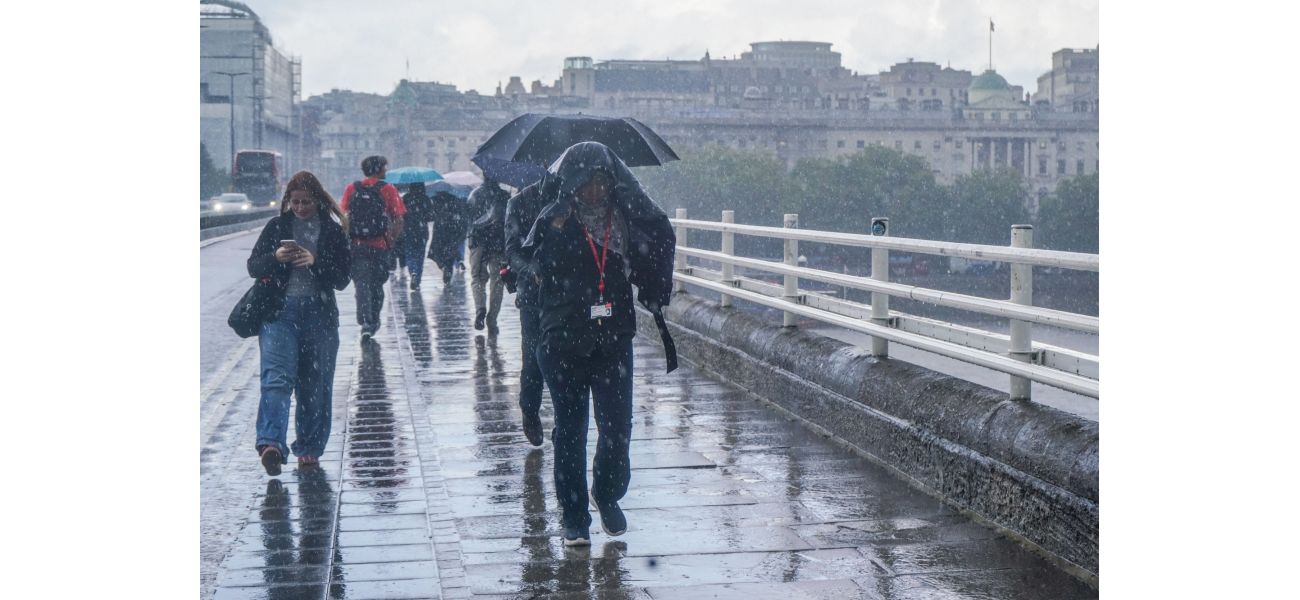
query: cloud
[{"left": 247, "top": 0, "right": 1097, "bottom": 98}]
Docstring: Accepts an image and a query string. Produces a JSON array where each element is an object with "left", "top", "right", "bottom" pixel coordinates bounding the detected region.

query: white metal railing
[{"left": 670, "top": 210, "right": 1100, "bottom": 400}]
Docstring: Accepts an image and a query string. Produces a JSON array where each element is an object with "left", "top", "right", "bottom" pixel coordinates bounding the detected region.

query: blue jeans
[
  {"left": 256, "top": 295, "right": 340, "bottom": 461},
  {"left": 405, "top": 241, "right": 426, "bottom": 284},
  {"left": 538, "top": 337, "right": 634, "bottom": 529},
  {"left": 519, "top": 306, "right": 543, "bottom": 417}
]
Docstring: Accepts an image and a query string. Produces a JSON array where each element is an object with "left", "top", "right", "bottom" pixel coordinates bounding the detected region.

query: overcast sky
[{"left": 248, "top": 0, "right": 1097, "bottom": 99}]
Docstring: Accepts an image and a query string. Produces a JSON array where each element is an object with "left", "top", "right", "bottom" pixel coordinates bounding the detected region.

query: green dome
[{"left": 970, "top": 70, "right": 1010, "bottom": 91}]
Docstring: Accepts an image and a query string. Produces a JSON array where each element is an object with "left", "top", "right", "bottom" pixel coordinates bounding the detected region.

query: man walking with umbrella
[
  {"left": 520, "top": 142, "right": 676, "bottom": 546},
  {"left": 467, "top": 176, "right": 510, "bottom": 333},
  {"left": 398, "top": 182, "right": 434, "bottom": 290}
]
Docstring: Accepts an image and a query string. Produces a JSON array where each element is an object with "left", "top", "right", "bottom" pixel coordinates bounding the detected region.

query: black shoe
[
  {"left": 562, "top": 525, "right": 591, "bottom": 547},
  {"left": 409, "top": 278, "right": 420, "bottom": 291},
  {"left": 486, "top": 319, "right": 499, "bottom": 335},
  {"left": 474, "top": 309, "right": 486, "bottom": 330},
  {"left": 522, "top": 412, "right": 543, "bottom": 447},
  {"left": 592, "top": 495, "right": 627, "bottom": 536},
  {"left": 442, "top": 270, "right": 453, "bottom": 284}
]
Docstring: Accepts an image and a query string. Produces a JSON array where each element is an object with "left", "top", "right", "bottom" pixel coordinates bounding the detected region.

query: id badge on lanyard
[{"left": 583, "top": 207, "right": 614, "bottom": 324}]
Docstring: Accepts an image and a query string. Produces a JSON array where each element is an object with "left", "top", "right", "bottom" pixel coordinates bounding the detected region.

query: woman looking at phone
[{"left": 246, "top": 171, "right": 351, "bottom": 475}]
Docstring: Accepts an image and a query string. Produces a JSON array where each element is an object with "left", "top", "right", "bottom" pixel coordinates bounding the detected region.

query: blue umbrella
[{"left": 385, "top": 166, "right": 443, "bottom": 185}]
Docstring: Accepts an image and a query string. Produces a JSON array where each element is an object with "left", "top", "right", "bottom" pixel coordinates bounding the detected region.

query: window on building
[
  {"left": 738, "top": 139, "right": 747, "bottom": 149},
  {"left": 1009, "top": 112, "right": 1018, "bottom": 121},
  {"left": 856, "top": 140, "right": 865, "bottom": 148},
  {"left": 906, "top": 88, "right": 912, "bottom": 96},
  {"left": 1077, "top": 159, "right": 1085, "bottom": 174},
  {"left": 894, "top": 140, "right": 902, "bottom": 150},
  {"left": 956, "top": 140, "right": 963, "bottom": 149},
  {"left": 933, "top": 141, "right": 941, "bottom": 151},
  {"left": 1077, "top": 142, "right": 1085, "bottom": 151},
  {"left": 1039, "top": 157, "right": 1047, "bottom": 176},
  {"left": 931, "top": 88, "right": 937, "bottom": 96},
  {"left": 991, "top": 112, "right": 1000, "bottom": 121},
  {"left": 837, "top": 140, "right": 845, "bottom": 148},
  {"left": 818, "top": 140, "right": 827, "bottom": 149},
  {"left": 1058, "top": 142, "right": 1067, "bottom": 152},
  {"left": 914, "top": 140, "right": 922, "bottom": 150},
  {"left": 1057, "top": 159, "right": 1066, "bottom": 175},
  {"left": 799, "top": 141, "right": 808, "bottom": 149}
]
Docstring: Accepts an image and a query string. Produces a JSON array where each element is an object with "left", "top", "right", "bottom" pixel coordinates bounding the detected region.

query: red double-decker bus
[{"left": 233, "top": 149, "right": 283, "bottom": 205}]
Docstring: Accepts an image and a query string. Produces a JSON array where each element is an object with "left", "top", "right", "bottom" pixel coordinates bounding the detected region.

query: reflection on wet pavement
[{"left": 205, "top": 267, "right": 1096, "bottom": 599}]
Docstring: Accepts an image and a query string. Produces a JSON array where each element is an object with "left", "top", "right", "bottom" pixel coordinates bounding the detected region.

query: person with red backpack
[{"left": 340, "top": 155, "right": 406, "bottom": 341}]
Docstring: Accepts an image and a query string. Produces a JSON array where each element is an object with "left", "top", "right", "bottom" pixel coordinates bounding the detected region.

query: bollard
[
  {"left": 782, "top": 213, "right": 799, "bottom": 327},
  {"left": 870, "top": 217, "right": 890, "bottom": 357},
  {"left": 721, "top": 210, "right": 735, "bottom": 308},
  {"left": 1009, "top": 224, "right": 1034, "bottom": 400},
  {"left": 674, "top": 208, "right": 688, "bottom": 294}
]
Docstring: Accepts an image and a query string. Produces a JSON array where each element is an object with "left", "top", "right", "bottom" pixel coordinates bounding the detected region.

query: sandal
[{"left": 259, "top": 445, "right": 282, "bottom": 476}]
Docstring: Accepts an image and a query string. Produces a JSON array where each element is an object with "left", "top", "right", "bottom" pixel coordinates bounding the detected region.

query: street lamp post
[{"left": 214, "top": 71, "right": 248, "bottom": 178}]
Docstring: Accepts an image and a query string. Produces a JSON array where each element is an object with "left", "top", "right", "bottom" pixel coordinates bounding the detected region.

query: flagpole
[{"left": 988, "top": 19, "right": 993, "bottom": 71}]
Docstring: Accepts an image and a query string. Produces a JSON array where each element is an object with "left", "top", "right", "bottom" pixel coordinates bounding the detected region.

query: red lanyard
[{"left": 581, "top": 207, "right": 613, "bottom": 302}]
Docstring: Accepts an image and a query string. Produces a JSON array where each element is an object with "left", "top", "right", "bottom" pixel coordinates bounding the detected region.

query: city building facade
[{"left": 200, "top": 1, "right": 301, "bottom": 173}]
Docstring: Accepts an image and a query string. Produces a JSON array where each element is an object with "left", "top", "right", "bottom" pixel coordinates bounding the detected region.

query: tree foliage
[
  {"left": 1036, "top": 173, "right": 1099, "bottom": 253},
  {"left": 942, "top": 169, "right": 1031, "bottom": 245},
  {"left": 632, "top": 146, "right": 1089, "bottom": 266},
  {"left": 200, "top": 143, "right": 230, "bottom": 201}
]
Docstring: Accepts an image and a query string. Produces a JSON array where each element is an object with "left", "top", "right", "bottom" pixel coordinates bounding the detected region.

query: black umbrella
[{"left": 472, "top": 113, "right": 679, "bottom": 187}]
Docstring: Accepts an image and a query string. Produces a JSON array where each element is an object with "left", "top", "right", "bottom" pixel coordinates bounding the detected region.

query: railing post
[
  {"left": 720, "top": 210, "right": 735, "bottom": 308},
  {"left": 782, "top": 213, "right": 799, "bottom": 327},
  {"left": 674, "top": 208, "right": 688, "bottom": 294},
  {"left": 1009, "top": 224, "right": 1034, "bottom": 400},
  {"left": 870, "top": 217, "right": 890, "bottom": 357}
]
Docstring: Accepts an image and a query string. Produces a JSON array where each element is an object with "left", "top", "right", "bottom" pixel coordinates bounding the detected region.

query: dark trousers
[
  {"left": 351, "top": 244, "right": 390, "bottom": 333},
  {"left": 518, "top": 306, "right": 544, "bottom": 416},
  {"left": 538, "top": 337, "right": 634, "bottom": 529}
]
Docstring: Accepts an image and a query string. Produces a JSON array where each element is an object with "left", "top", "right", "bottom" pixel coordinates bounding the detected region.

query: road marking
[{"left": 199, "top": 338, "right": 257, "bottom": 446}]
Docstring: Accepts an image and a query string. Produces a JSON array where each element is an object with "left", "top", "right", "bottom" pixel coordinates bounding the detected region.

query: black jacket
[
  {"left": 504, "top": 179, "right": 551, "bottom": 308},
  {"left": 521, "top": 142, "right": 676, "bottom": 359},
  {"left": 247, "top": 213, "right": 352, "bottom": 327},
  {"left": 399, "top": 189, "right": 433, "bottom": 255},
  {"left": 428, "top": 191, "right": 468, "bottom": 266},
  {"left": 467, "top": 183, "right": 510, "bottom": 253}
]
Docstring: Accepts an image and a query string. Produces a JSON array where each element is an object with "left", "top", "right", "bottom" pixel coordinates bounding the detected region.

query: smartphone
[{"left": 279, "top": 239, "right": 299, "bottom": 248}]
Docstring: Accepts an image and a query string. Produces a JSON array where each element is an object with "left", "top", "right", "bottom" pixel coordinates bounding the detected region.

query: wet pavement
[{"left": 201, "top": 237, "right": 1097, "bottom": 599}]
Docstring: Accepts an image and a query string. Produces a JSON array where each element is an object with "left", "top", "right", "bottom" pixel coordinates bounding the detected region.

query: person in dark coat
[
  {"left": 398, "top": 182, "right": 435, "bottom": 290},
  {"left": 503, "top": 175, "right": 556, "bottom": 447},
  {"left": 467, "top": 178, "right": 511, "bottom": 333},
  {"left": 247, "top": 170, "right": 351, "bottom": 475},
  {"left": 519, "top": 142, "right": 676, "bottom": 546},
  {"left": 427, "top": 190, "right": 469, "bottom": 284}
]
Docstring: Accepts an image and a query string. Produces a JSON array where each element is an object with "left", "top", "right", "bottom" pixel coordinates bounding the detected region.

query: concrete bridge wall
[{"left": 637, "top": 293, "right": 1099, "bottom": 577}]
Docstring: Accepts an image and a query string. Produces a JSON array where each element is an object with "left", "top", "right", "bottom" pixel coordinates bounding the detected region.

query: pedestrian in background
[
  {"left": 399, "top": 182, "right": 434, "bottom": 291},
  {"left": 247, "top": 171, "right": 351, "bottom": 475},
  {"left": 504, "top": 174, "right": 555, "bottom": 447},
  {"left": 520, "top": 142, "right": 676, "bottom": 546},
  {"left": 428, "top": 190, "right": 468, "bottom": 285},
  {"left": 340, "top": 155, "right": 405, "bottom": 341},
  {"left": 467, "top": 177, "right": 510, "bottom": 333}
]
